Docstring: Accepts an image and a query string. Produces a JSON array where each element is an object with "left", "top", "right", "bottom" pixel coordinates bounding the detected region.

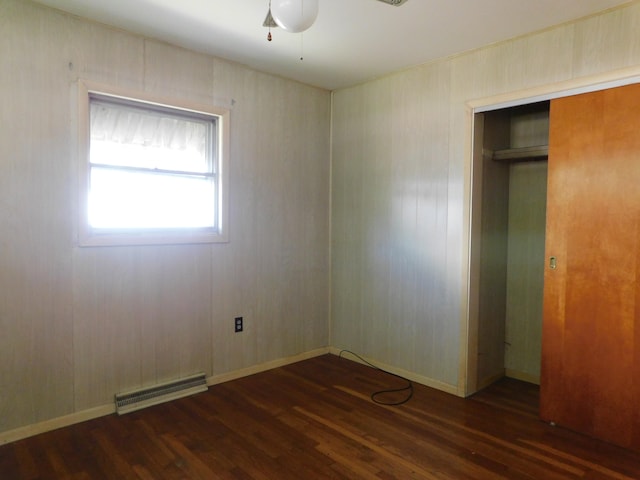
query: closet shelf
[{"left": 492, "top": 145, "right": 548, "bottom": 162}]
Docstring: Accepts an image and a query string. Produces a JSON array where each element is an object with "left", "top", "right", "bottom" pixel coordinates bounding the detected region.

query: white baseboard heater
[{"left": 115, "top": 372, "right": 208, "bottom": 415}]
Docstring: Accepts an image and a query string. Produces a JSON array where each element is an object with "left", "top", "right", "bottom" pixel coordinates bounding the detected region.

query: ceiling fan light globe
[{"left": 271, "top": 0, "right": 319, "bottom": 33}]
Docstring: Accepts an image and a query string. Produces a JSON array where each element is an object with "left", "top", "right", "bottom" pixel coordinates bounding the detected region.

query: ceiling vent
[{"left": 376, "top": 0, "right": 409, "bottom": 5}]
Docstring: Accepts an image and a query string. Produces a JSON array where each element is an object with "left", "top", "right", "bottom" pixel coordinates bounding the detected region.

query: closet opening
[{"left": 470, "top": 100, "right": 550, "bottom": 393}]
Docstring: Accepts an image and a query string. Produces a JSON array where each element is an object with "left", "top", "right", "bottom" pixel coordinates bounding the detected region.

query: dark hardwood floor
[{"left": 2, "top": 354, "right": 640, "bottom": 479}]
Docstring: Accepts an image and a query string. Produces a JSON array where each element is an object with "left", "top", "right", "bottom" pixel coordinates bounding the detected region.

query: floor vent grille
[{"left": 115, "top": 373, "right": 208, "bottom": 415}]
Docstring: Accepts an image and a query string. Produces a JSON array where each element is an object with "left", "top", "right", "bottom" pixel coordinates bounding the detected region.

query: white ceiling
[{"left": 33, "top": 0, "right": 632, "bottom": 90}]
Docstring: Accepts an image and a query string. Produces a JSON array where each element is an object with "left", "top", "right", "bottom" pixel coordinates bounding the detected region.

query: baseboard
[
  {"left": 0, "top": 404, "right": 115, "bottom": 446},
  {"left": 505, "top": 368, "right": 540, "bottom": 385},
  {"left": 328, "top": 347, "right": 458, "bottom": 396},
  {"left": 206, "top": 347, "right": 330, "bottom": 386},
  {"left": 0, "top": 347, "right": 330, "bottom": 446}
]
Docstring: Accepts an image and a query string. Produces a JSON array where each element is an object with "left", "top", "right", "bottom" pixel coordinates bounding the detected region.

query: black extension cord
[{"left": 338, "top": 349, "right": 414, "bottom": 406}]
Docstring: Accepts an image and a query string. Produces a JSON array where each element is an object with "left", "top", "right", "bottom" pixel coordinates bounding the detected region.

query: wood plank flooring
[{"left": 2, "top": 354, "right": 640, "bottom": 479}]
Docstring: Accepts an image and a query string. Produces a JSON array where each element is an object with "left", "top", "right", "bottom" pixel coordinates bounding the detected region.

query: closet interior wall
[{"left": 475, "top": 102, "right": 549, "bottom": 389}]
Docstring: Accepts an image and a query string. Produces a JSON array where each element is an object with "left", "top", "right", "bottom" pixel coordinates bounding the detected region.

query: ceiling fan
[{"left": 263, "top": 0, "right": 410, "bottom": 39}]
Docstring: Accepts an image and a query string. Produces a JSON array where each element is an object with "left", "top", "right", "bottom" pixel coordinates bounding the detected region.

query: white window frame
[{"left": 77, "top": 80, "right": 229, "bottom": 247}]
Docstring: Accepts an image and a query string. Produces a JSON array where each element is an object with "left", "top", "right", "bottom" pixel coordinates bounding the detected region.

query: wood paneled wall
[
  {"left": 331, "top": 64, "right": 455, "bottom": 388},
  {"left": 0, "top": 0, "right": 330, "bottom": 436},
  {"left": 330, "top": 2, "right": 640, "bottom": 395}
]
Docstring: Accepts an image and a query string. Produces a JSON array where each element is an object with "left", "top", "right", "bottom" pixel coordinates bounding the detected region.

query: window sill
[{"left": 78, "top": 227, "right": 228, "bottom": 247}]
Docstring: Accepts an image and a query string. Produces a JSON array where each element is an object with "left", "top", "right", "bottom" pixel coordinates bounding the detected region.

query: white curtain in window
[{"left": 90, "top": 101, "right": 208, "bottom": 156}]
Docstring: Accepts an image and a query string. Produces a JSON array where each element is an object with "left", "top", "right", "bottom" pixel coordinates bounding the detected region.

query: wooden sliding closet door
[{"left": 540, "top": 83, "right": 640, "bottom": 451}]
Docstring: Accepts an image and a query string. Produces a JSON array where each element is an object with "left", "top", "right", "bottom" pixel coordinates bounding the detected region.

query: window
[{"left": 78, "top": 82, "right": 229, "bottom": 246}]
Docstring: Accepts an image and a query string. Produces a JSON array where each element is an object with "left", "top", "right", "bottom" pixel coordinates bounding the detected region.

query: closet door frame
[{"left": 462, "top": 69, "right": 640, "bottom": 397}]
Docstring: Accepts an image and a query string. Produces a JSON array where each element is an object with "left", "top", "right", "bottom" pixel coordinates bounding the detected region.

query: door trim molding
[{"left": 470, "top": 67, "right": 640, "bottom": 113}]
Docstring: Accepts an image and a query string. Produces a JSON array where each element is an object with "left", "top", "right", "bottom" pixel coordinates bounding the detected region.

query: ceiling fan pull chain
[{"left": 268, "top": 0, "right": 273, "bottom": 41}]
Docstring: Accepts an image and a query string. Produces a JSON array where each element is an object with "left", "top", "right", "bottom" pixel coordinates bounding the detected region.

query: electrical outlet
[{"left": 234, "top": 316, "right": 243, "bottom": 333}]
